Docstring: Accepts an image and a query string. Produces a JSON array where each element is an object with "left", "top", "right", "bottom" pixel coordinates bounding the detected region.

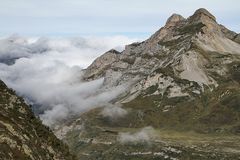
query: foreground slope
[
  {"left": 0, "top": 80, "right": 75, "bottom": 160},
  {"left": 56, "top": 8, "right": 240, "bottom": 159}
]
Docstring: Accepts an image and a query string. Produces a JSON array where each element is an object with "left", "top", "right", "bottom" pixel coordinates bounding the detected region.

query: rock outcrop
[
  {"left": 84, "top": 49, "right": 120, "bottom": 80},
  {"left": 235, "top": 34, "right": 240, "bottom": 43},
  {"left": 189, "top": 8, "right": 216, "bottom": 23}
]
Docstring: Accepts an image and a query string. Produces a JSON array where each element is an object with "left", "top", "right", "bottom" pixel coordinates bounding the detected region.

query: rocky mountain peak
[
  {"left": 84, "top": 49, "right": 120, "bottom": 80},
  {"left": 57, "top": 9, "right": 240, "bottom": 159},
  {"left": 147, "top": 8, "right": 218, "bottom": 44},
  {"left": 84, "top": 8, "right": 240, "bottom": 84},
  {"left": 165, "top": 13, "right": 185, "bottom": 28},
  {"left": 189, "top": 8, "right": 216, "bottom": 23}
]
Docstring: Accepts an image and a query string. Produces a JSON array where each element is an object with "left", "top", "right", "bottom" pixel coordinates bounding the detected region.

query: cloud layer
[{"left": 0, "top": 35, "right": 137, "bottom": 126}]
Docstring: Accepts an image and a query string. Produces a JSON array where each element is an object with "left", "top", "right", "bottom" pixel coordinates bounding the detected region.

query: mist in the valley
[
  {"left": 101, "top": 104, "right": 128, "bottom": 119},
  {"left": 0, "top": 34, "right": 138, "bottom": 126},
  {"left": 118, "top": 126, "right": 156, "bottom": 144}
]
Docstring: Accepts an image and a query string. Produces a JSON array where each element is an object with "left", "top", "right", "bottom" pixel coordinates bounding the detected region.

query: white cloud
[
  {"left": 101, "top": 104, "right": 128, "bottom": 119},
  {"left": 0, "top": 35, "right": 138, "bottom": 67},
  {"left": 118, "top": 126, "right": 155, "bottom": 144},
  {"left": 0, "top": 35, "right": 137, "bottom": 127}
]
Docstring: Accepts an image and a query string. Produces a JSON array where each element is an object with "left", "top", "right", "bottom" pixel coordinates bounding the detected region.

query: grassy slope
[
  {"left": 0, "top": 81, "right": 75, "bottom": 160},
  {"left": 63, "top": 60, "right": 240, "bottom": 159}
]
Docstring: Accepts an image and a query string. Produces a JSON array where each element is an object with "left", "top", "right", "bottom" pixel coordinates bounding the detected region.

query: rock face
[
  {"left": 82, "top": 8, "right": 240, "bottom": 95},
  {"left": 165, "top": 14, "right": 185, "bottom": 28},
  {"left": 189, "top": 8, "right": 216, "bottom": 23},
  {"left": 0, "top": 80, "right": 75, "bottom": 160},
  {"left": 84, "top": 49, "right": 121, "bottom": 80},
  {"left": 57, "top": 8, "right": 240, "bottom": 159},
  {"left": 234, "top": 34, "right": 240, "bottom": 43}
]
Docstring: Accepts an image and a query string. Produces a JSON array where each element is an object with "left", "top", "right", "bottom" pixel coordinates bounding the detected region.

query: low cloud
[
  {"left": 117, "top": 126, "right": 155, "bottom": 144},
  {"left": 0, "top": 34, "right": 138, "bottom": 67},
  {"left": 101, "top": 104, "right": 128, "bottom": 119},
  {"left": 0, "top": 35, "right": 137, "bottom": 127}
]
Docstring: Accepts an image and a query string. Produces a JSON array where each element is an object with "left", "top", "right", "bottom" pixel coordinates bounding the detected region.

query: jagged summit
[
  {"left": 190, "top": 8, "right": 216, "bottom": 22},
  {"left": 84, "top": 8, "right": 240, "bottom": 86},
  {"left": 147, "top": 8, "right": 219, "bottom": 44},
  {"left": 165, "top": 13, "right": 185, "bottom": 27},
  {"left": 84, "top": 48, "right": 121, "bottom": 79}
]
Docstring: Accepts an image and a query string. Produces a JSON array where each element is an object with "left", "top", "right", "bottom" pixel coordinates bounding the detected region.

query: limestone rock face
[
  {"left": 189, "top": 8, "right": 216, "bottom": 23},
  {"left": 83, "top": 8, "right": 240, "bottom": 93},
  {"left": 165, "top": 14, "right": 185, "bottom": 28},
  {"left": 84, "top": 49, "right": 120, "bottom": 80},
  {"left": 235, "top": 34, "right": 240, "bottom": 44},
  {"left": 220, "top": 24, "right": 238, "bottom": 40}
]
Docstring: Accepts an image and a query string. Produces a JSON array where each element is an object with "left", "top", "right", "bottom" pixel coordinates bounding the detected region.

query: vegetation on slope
[{"left": 0, "top": 80, "right": 75, "bottom": 160}]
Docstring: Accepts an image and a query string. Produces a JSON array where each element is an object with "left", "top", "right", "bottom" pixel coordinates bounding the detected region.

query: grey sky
[{"left": 0, "top": 0, "right": 239, "bottom": 37}]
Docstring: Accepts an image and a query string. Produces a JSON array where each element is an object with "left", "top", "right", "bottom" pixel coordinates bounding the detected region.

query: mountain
[
  {"left": 0, "top": 80, "right": 75, "bottom": 160},
  {"left": 57, "top": 8, "right": 240, "bottom": 159}
]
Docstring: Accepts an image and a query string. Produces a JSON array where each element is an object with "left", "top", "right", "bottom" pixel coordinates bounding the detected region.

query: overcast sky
[{"left": 0, "top": 0, "right": 239, "bottom": 38}]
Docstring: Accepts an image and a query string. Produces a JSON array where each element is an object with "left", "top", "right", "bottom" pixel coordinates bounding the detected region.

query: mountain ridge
[
  {"left": 82, "top": 8, "right": 240, "bottom": 90},
  {"left": 57, "top": 8, "right": 240, "bottom": 159}
]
